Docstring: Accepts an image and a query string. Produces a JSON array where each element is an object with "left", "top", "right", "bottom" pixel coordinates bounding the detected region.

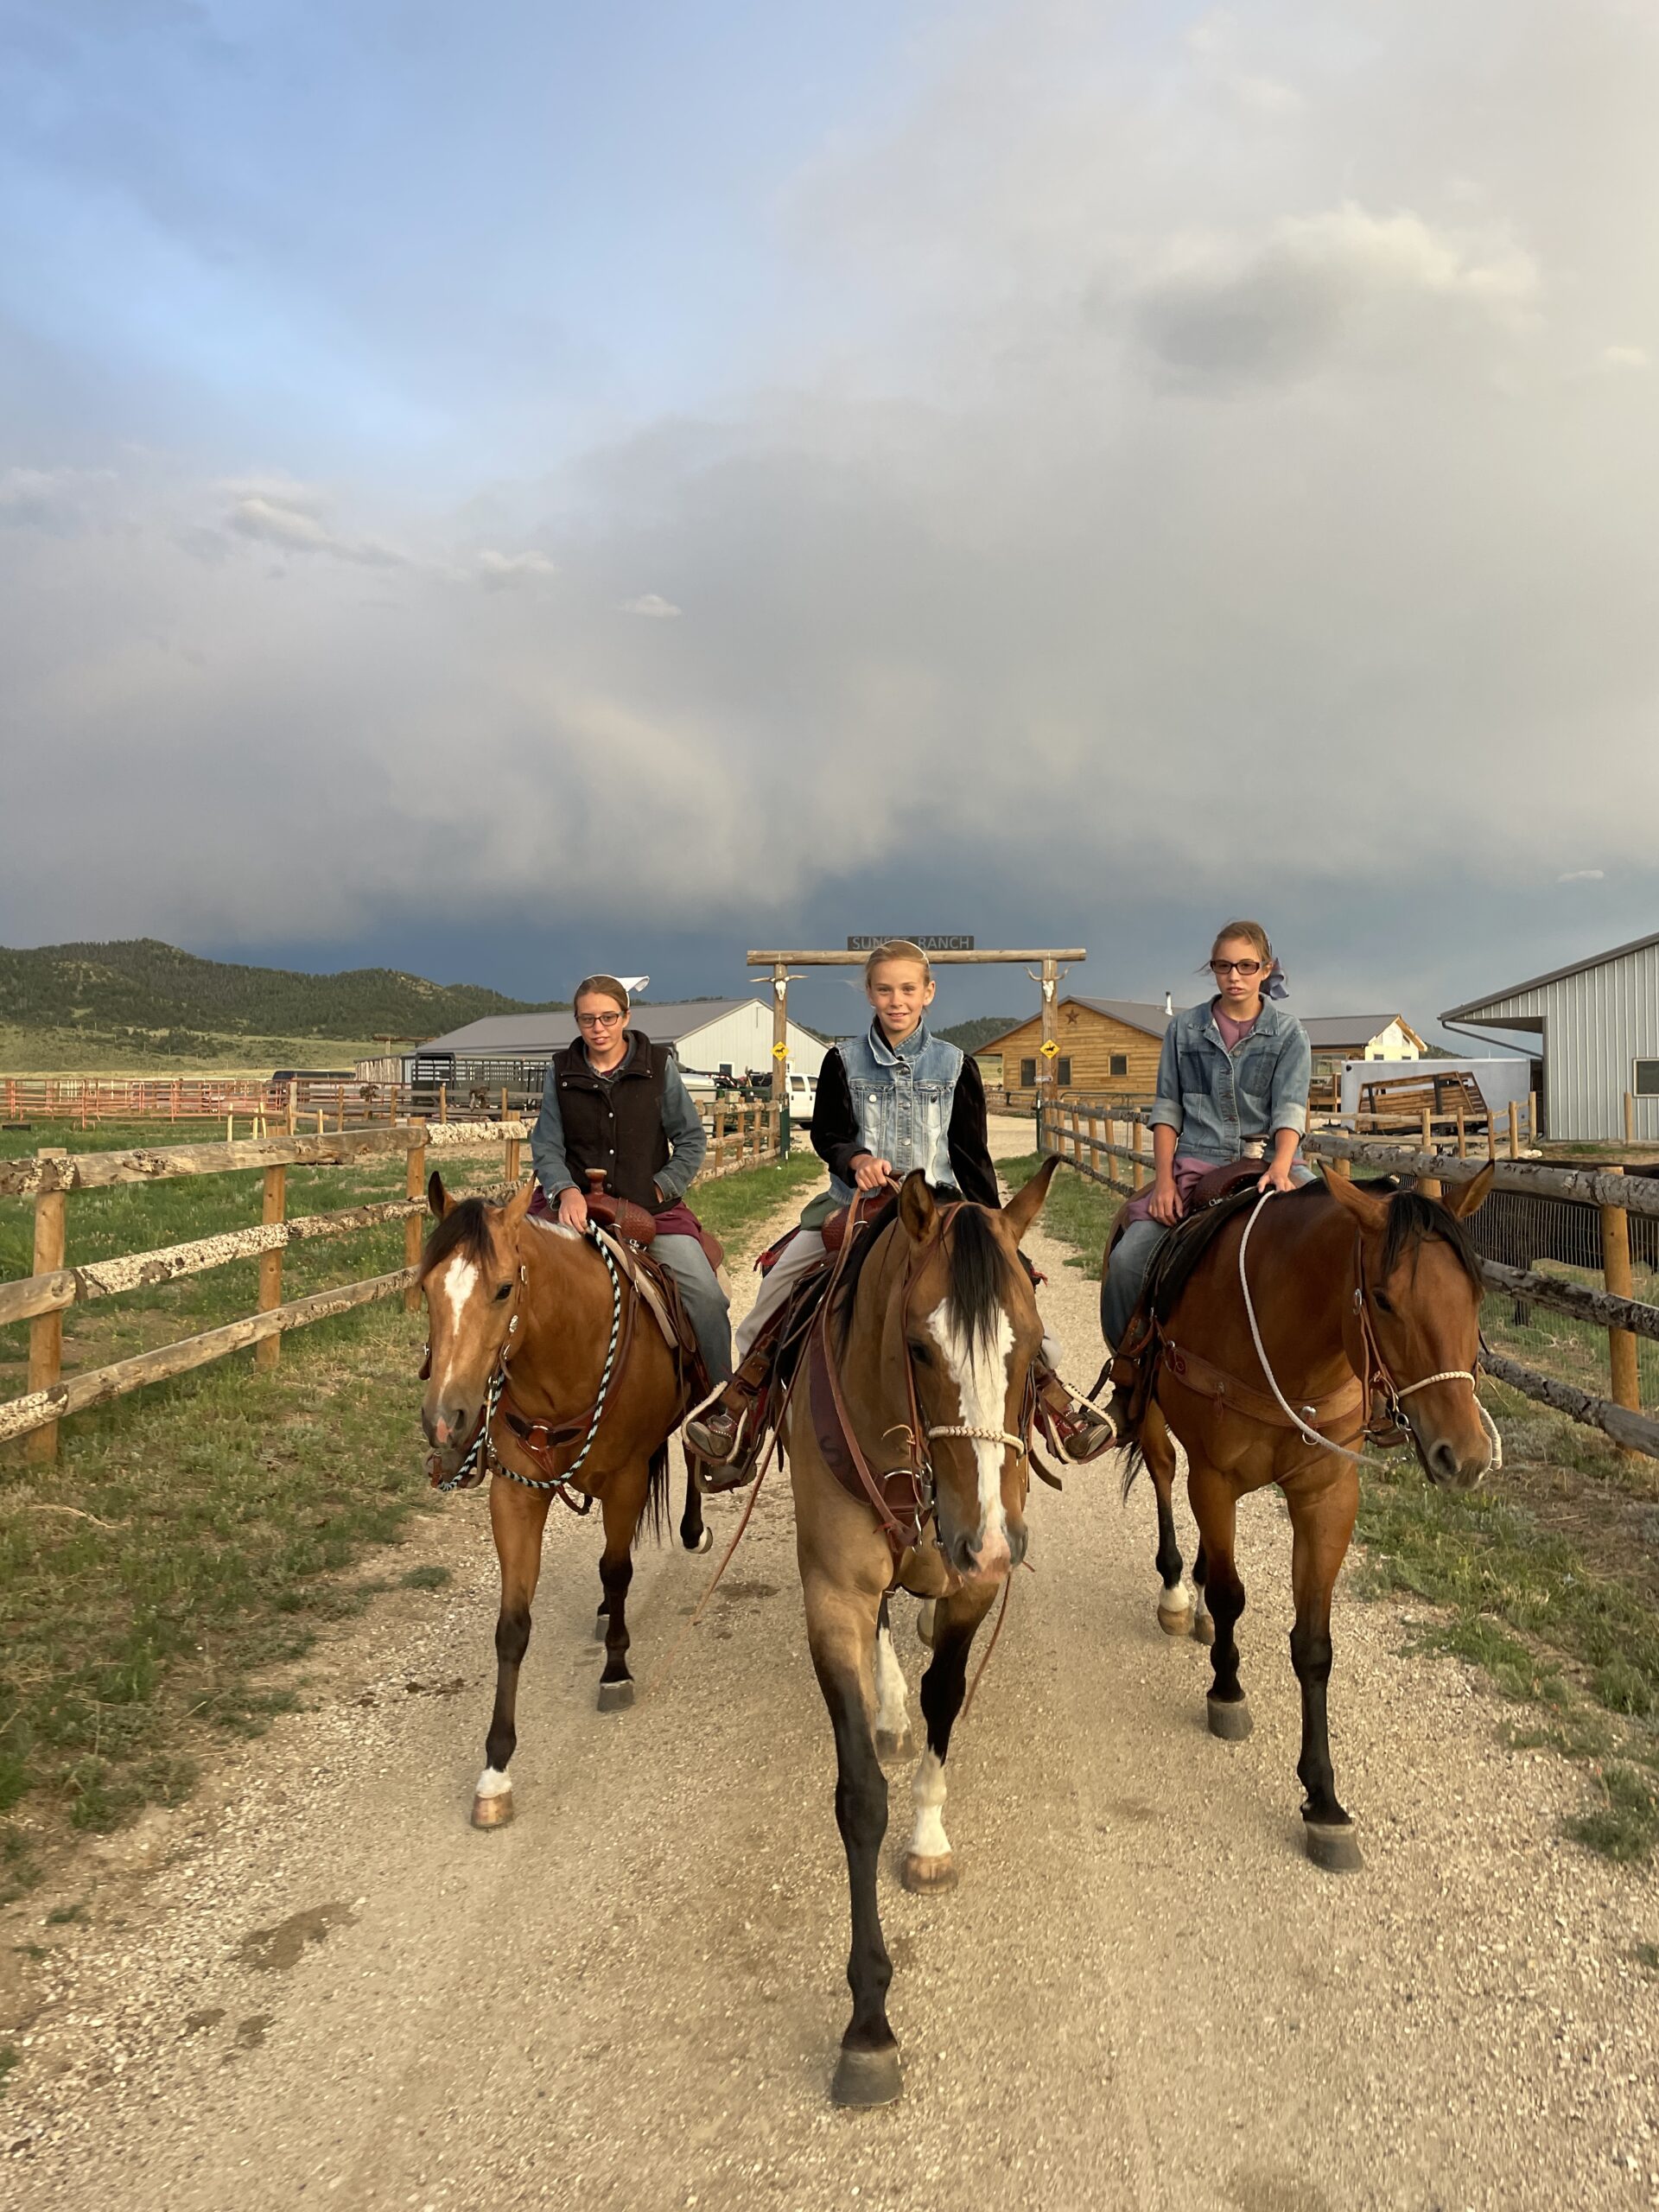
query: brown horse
[
  {"left": 1122, "top": 1163, "right": 1495, "bottom": 1870},
  {"left": 420, "top": 1174, "right": 705, "bottom": 1828},
  {"left": 788, "top": 1159, "right": 1059, "bottom": 2107}
]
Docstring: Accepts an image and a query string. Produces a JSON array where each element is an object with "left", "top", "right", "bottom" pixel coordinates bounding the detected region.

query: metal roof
[
  {"left": 1442, "top": 930, "right": 1659, "bottom": 1023},
  {"left": 415, "top": 999, "right": 756, "bottom": 1056},
  {"left": 1301, "top": 1014, "right": 1427, "bottom": 1052},
  {"left": 973, "top": 998, "right": 1189, "bottom": 1051},
  {"left": 975, "top": 1000, "right": 1423, "bottom": 1052}
]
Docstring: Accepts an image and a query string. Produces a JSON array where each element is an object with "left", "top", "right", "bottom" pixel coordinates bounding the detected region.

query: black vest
[{"left": 552, "top": 1033, "right": 673, "bottom": 1212}]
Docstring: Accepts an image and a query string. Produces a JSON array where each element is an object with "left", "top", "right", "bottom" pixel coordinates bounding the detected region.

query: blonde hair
[
  {"left": 572, "top": 973, "right": 632, "bottom": 1013},
  {"left": 862, "top": 938, "right": 932, "bottom": 983},
  {"left": 1209, "top": 919, "right": 1273, "bottom": 969}
]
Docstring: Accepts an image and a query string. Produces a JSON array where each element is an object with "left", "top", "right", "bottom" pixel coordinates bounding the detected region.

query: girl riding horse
[{"left": 688, "top": 939, "right": 1110, "bottom": 1483}]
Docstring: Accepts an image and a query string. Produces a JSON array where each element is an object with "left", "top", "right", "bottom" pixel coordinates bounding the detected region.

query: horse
[
  {"left": 419, "top": 1173, "right": 708, "bottom": 1828},
  {"left": 787, "top": 1157, "right": 1059, "bottom": 2108},
  {"left": 1116, "top": 1163, "right": 1495, "bottom": 1871}
]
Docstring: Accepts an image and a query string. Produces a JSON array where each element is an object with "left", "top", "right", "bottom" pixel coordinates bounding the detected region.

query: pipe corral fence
[
  {"left": 0, "top": 1102, "right": 781, "bottom": 1464},
  {"left": 1037, "top": 1096, "right": 1659, "bottom": 1462}
]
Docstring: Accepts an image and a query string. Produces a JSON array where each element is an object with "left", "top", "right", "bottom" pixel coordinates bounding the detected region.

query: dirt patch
[{"left": 238, "top": 1903, "right": 356, "bottom": 1973}]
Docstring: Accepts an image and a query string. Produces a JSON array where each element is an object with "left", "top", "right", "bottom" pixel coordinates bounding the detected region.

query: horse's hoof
[
  {"left": 901, "top": 1851, "right": 957, "bottom": 1894},
  {"left": 470, "top": 1791, "right": 513, "bottom": 1829},
  {"left": 683, "top": 1526, "right": 713, "bottom": 1554},
  {"left": 1206, "top": 1694, "right": 1252, "bottom": 1741},
  {"left": 874, "top": 1726, "right": 915, "bottom": 1764},
  {"left": 1192, "top": 1612, "right": 1215, "bottom": 1646},
  {"left": 596, "top": 1679, "right": 635, "bottom": 1713},
  {"left": 1304, "top": 1819, "right": 1363, "bottom": 1872},
  {"left": 916, "top": 1600, "right": 937, "bottom": 1650},
  {"left": 1157, "top": 1595, "right": 1192, "bottom": 1636},
  {"left": 831, "top": 2043, "right": 902, "bottom": 2108}
]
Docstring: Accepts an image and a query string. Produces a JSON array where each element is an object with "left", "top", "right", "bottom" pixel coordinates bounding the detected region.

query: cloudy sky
[{"left": 3, "top": 0, "right": 1656, "bottom": 1037}]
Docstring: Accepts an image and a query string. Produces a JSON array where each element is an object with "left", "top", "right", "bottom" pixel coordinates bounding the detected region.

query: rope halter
[{"left": 925, "top": 1422, "right": 1028, "bottom": 1455}]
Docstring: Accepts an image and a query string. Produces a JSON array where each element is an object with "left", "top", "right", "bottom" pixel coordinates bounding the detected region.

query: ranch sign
[{"left": 845, "top": 934, "right": 976, "bottom": 951}]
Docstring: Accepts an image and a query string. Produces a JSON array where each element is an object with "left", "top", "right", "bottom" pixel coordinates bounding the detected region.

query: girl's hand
[
  {"left": 852, "top": 1153, "right": 897, "bottom": 1192},
  {"left": 1149, "top": 1176, "right": 1185, "bottom": 1227},
  {"left": 1256, "top": 1160, "right": 1297, "bottom": 1195},
  {"left": 556, "top": 1187, "right": 589, "bottom": 1230}
]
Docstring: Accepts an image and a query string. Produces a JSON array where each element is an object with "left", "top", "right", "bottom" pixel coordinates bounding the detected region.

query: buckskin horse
[
  {"left": 419, "top": 1174, "right": 707, "bottom": 1828},
  {"left": 785, "top": 1157, "right": 1059, "bottom": 2107},
  {"left": 1115, "top": 1163, "right": 1496, "bottom": 1871}
]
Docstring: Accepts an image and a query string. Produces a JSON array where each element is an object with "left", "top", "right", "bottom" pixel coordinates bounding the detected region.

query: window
[
  {"left": 1109, "top": 1053, "right": 1128, "bottom": 1077},
  {"left": 1636, "top": 1059, "right": 1659, "bottom": 1098},
  {"left": 1020, "top": 1058, "right": 1037, "bottom": 1088},
  {"left": 1056, "top": 1058, "right": 1072, "bottom": 1087}
]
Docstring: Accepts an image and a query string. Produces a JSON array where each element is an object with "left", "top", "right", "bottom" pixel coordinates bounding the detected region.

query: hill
[
  {"left": 0, "top": 938, "right": 563, "bottom": 1069},
  {"left": 938, "top": 1015, "right": 1020, "bottom": 1054}
]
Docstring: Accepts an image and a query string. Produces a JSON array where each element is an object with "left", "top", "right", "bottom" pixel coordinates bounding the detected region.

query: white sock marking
[
  {"left": 874, "top": 1622, "right": 909, "bottom": 1742},
  {"left": 474, "top": 1764, "right": 512, "bottom": 1799},
  {"left": 909, "top": 1749, "right": 950, "bottom": 1860},
  {"left": 925, "top": 1302, "right": 1017, "bottom": 1570}
]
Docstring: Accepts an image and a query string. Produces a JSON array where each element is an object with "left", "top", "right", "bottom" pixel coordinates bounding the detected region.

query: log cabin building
[{"left": 976, "top": 997, "right": 1176, "bottom": 1101}]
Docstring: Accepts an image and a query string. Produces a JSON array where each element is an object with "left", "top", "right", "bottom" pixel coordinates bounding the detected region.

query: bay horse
[
  {"left": 419, "top": 1174, "right": 707, "bottom": 1828},
  {"left": 1120, "top": 1163, "right": 1495, "bottom": 1871},
  {"left": 788, "top": 1158, "right": 1058, "bottom": 2108}
]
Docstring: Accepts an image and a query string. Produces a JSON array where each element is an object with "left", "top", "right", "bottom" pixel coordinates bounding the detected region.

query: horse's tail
[{"left": 638, "top": 1441, "right": 671, "bottom": 1548}]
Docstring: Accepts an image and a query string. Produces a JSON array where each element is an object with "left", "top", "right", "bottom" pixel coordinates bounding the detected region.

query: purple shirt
[{"left": 1120, "top": 997, "right": 1261, "bottom": 1226}]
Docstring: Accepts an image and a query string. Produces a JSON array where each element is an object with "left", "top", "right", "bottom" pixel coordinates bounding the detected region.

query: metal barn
[{"left": 1443, "top": 931, "right": 1659, "bottom": 1143}]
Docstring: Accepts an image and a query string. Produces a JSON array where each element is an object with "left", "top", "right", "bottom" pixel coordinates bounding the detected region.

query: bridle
[{"left": 1236, "top": 1189, "right": 1502, "bottom": 1472}]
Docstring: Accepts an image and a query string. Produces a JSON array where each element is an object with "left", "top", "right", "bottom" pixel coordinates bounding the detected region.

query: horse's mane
[
  {"left": 835, "top": 1202, "right": 1014, "bottom": 1357},
  {"left": 420, "top": 1196, "right": 497, "bottom": 1281},
  {"left": 1379, "top": 1185, "right": 1484, "bottom": 1293}
]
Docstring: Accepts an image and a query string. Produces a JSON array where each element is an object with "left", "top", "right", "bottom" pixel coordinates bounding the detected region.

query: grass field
[
  {"left": 1004, "top": 1151, "right": 1659, "bottom": 1863},
  {"left": 0, "top": 1029, "right": 385, "bottom": 1076},
  {"left": 0, "top": 1131, "right": 825, "bottom": 1897}
]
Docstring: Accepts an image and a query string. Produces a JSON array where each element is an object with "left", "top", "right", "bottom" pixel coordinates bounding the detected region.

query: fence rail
[
  {"left": 1036, "top": 1098, "right": 1659, "bottom": 1461},
  {"left": 1, "top": 1103, "right": 782, "bottom": 1460}
]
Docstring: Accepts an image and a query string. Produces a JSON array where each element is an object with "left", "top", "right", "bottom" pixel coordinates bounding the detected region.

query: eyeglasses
[
  {"left": 1211, "top": 959, "right": 1262, "bottom": 976},
  {"left": 576, "top": 1011, "right": 624, "bottom": 1028}
]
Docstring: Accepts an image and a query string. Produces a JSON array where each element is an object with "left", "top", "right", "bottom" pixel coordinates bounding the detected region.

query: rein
[{"left": 1235, "top": 1190, "right": 1502, "bottom": 1471}]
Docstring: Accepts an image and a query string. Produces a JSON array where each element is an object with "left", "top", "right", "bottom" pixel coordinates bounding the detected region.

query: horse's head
[
  {"left": 896, "top": 1156, "right": 1060, "bottom": 1581},
  {"left": 419, "top": 1172, "right": 534, "bottom": 1475},
  {"left": 1324, "top": 1163, "right": 1494, "bottom": 1489}
]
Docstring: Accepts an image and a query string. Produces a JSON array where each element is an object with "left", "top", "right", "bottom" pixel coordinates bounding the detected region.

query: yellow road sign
[
  {"left": 771, "top": 1042, "right": 788, "bottom": 1060},
  {"left": 1039, "top": 1039, "right": 1060, "bottom": 1059}
]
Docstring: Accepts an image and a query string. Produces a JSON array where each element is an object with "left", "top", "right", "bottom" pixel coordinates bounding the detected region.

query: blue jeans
[
  {"left": 652, "top": 1235, "right": 732, "bottom": 1385},
  {"left": 1100, "top": 1219, "right": 1166, "bottom": 1350}
]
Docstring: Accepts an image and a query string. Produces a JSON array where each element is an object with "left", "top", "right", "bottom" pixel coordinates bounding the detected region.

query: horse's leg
[
  {"left": 679, "top": 1458, "right": 710, "bottom": 1554},
  {"left": 474, "top": 1479, "right": 553, "bottom": 1828},
  {"left": 1188, "top": 1459, "right": 1251, "bottom": 1739},
  {"left": 903, "top": 1577, "right": 1001, "bottom": 1894},
  {"left": 1286, "top": 1466, "right": 1363, "bottom": 1872},
  {"left": 873, "top": 1592, "right": 914, "bottom": 1764},
  {"left": 1191, "top": 1536, "right": 1214, "bottom": 1646},
  {"left": 915, "top": 1598, "right": 937, "bottom": 1649},
  {"left": 596, "top": 1464, "right": 647, "bottom": 1713},
  {"left": 1142, "top": 1402, "right": 1190, "bottom": 1635},
  {"left": 804, "top": 1575, "right": 900, "bottom": 2107}
]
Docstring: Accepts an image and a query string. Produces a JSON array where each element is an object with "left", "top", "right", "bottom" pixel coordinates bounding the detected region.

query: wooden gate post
[
  {"left": 1601, "top": 1165, "right": 1640, "bottom": 1446},
  {"left": 256, "top": 1166, "right": 287, "bottom": 1372},
  {"left": 1507, "top": 1100, "right": 1520, "bottom": 1160},
  {"left": 26, "top": 1149, "right": 68, "bottom": 1465},
  {"left": 405, "top": 1123, "right": 428, "bottom": 1313}
]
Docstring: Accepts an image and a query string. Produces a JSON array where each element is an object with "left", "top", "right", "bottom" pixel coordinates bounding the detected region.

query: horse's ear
[
  {"left": 899, "top": 1170, "right": 938, "bottom": 1244},
  {"left": 1003, "top": 1152, "right": 1061, "bottom": 1243},
  {"left": 1442, "top": 1162, "right": 1494, "bottom": 1219},
  {"left": 501, "top": 1177, "right": 534, "bottom": 1225},
  {"left": 428, "top": 1170, "right": 452, "bottom": 1217},
  {"left": 1320, "top": 1165, "right": 1389, "bottom": 1231}
]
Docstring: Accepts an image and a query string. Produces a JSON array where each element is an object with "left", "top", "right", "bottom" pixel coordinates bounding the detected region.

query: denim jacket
[
  {"left": 1146, "top": 998, "right": 1311, "bottom": 1166},
  {"left": 828, "top": 1020, "right": 963, "bottom": 1205}
]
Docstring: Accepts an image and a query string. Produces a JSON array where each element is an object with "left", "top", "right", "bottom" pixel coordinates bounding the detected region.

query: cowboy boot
[
  {"left": 683, "top": 1353, "right": 772, "bottom": 1491},
  {"left": 1033, "top": 1365, "right": 1119, "bottom": 1463}
]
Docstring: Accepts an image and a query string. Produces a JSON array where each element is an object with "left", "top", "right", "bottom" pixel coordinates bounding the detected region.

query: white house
[{"left": 406, "top": 999, "right": 829, "bottom": 1097}]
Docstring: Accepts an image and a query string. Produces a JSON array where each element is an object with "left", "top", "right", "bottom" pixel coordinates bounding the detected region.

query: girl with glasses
[{"left": 1099, "top": 920, "right": 1313, "bottom": 1367}]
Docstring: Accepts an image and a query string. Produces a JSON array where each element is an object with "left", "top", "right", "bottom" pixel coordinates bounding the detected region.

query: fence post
[
  {"left": 286, "top": 1081, "right": 297, "bottom": 1135},
  {"left": 505, "top": 1127, "right": 522, "bottom": 1186},
  {"left": 255, "top": 1166, "right": 287, "bottom": 1372},
  {"left": 1529, "top": 1090, "right": 1539, "bottom": 1146},
  {"left": 1601, "top": 1165, "right": 1640, "bottom": 1447},
  {"left": 25, "top": 1149, "right": 68, "bottom": 1465},
  {"left": 405, "top": 1122, "right": 428, "bottom": 1313},
  {"left": 1507, "top": 1100, "right": 1519, "bottom": 1160},
  {"left": 1455, "top": 1102, "right": 1466, "bottom": 1159}
]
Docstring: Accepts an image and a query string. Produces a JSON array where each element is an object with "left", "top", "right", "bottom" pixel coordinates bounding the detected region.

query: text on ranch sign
[{"left": 845, "top": 936, "right": 976, "bottom": 952}]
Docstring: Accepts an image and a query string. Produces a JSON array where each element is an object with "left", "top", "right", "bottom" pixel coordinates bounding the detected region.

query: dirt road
[{"left": 5, "top": 1123, "right": 1658, "bottom": 2209}]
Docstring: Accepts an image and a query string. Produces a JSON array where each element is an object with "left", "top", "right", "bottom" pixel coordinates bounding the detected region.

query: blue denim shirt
[
  {"left": 829, "top": 1019, "right": 962, "bottom": 1205},
  {"left": 1146, "top": 998, "right": 1311, "bottom": 1166}
]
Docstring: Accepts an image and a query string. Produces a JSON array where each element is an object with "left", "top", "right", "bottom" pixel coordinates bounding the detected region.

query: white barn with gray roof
[
  {"left": 1443, "top": 931, "right": 1659, "bottom": 1142},
  {"left": 406, "top": 998, "right": 828, "bottom": 1093}
]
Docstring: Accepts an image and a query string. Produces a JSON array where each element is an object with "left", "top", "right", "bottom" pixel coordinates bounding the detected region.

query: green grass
[
  {"left": 0, "top": 2044, "right": 20, "bottom": 2096},
  {"left": 0, "top": 1028, "right": 388, "bottom": 1075},
  {"left": 0, "top": 1135, "right": 812, "bottom": 1885}
]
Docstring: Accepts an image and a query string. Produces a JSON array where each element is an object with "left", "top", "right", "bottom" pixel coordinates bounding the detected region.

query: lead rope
[{"left": 1236, "top": 1191, "right": 1502, "bottom": 1471}]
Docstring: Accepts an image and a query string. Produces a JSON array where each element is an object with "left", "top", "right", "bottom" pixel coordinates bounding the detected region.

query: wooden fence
[
  {"left": 0, "top": 1103, "right": 781, "bottom": 1462},
  {"left": 1036, "top": 1098, "right": 1659, "bottom": 1462}
]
